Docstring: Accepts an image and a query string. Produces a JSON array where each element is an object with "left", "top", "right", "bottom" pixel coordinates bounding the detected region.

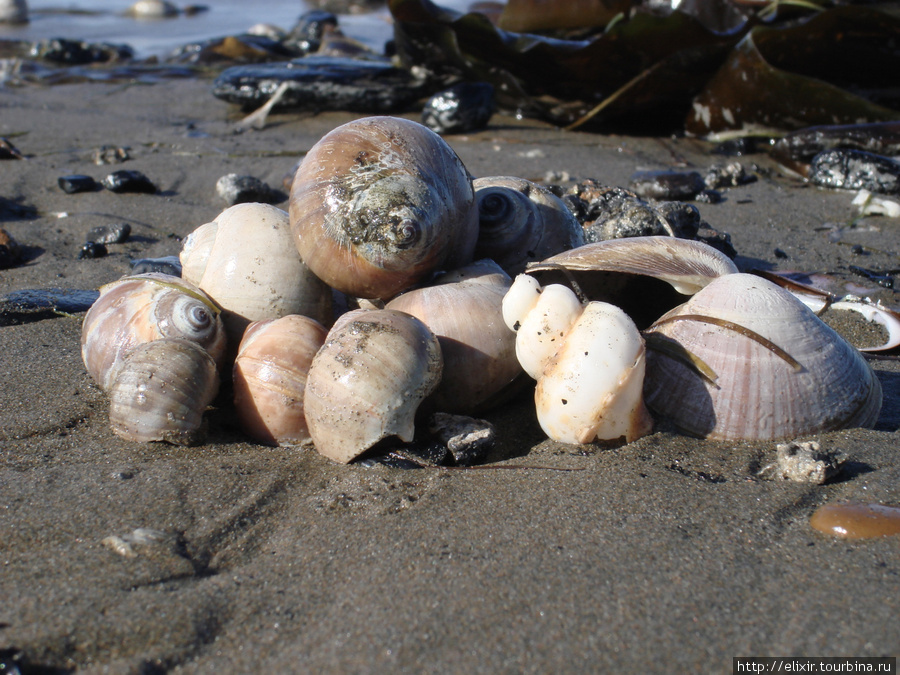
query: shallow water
[{"left": 0, "top": 0, "right": 473, "bottom": 59}]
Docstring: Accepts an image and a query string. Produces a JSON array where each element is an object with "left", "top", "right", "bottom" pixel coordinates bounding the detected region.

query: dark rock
[
  {"left": 102, "top": 170, "right": 157, "bottom": 194},
  {"left": 130, "top": 256, "right": 182, "bottom": 276},
  {"left": 58, "top": 174, "right": 99, "bottom": 194},
  {"left": 284, "top": 10, "right": 340, "bottom": 54},
  {"left": 211, "top": 56, "right": 428, "bottom": 112},
  {"left": 0, "top": 288, "right": 100, "bottom": 313},
  {"left": 87, "top": 223, "right": 131, "bottom": 244},
  {"left": 422, "top": 82, "right": 494, "bottom": 135},
  {"left": 78, "top": 241, "right": 108, "bottom": 259},
  {"left": 30, "top": 38, "right": 133, "bottom": 65},
  {"left": 0, "top": 228, "right": 22, "bottom": 269},
  {"left": 216, "top": 174, "right": 284, "bottom": 205},
  {"left": 809, "top": 148, "right": 900, "bottom": 193}
]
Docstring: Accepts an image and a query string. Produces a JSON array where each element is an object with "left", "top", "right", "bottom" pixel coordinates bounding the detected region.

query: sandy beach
[{"left": 1, "top": 75, "right": 899, "bottom": 673}]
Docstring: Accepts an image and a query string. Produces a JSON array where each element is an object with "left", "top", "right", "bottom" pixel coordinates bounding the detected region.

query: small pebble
[
  {"left": 774, "top": 248, "right": 789, "bottom": 259},
  {"left": 428, "top": 412, "right": 495, "bottom": 466},
  {"left": 809, "top": 502, "right": 900, "bottom": 539},
  {"left": 0, "top": 227, "right": 22, "bottom": 269},
  {"left": 216, "top": 173, "right": 283, "bottom": 205},
  {"left": 703, "top": 161, "right": 756, "bottom": 189},
  {"left": 87, "top": 223, "right": 131, "bottom": 245},
  {"left": 58, "top": 174, "right": 99, "bottom": 194},
  {"left": 130, "top": 255, "right": 182, "bottom": 276},
  {"left": 93, "top": 145, "right": 131, "bottom": 165},
  {"left": 0, "top": 137, "right": 25, "bottom": 160},
  {"left": 78, "top": 241, "right": 107, "bottom": 259},
  {"left": 767, "top": 440, "right": 845, "bottom": 484},
  {"left": 629, "top": 170, "right": 706, "bottom": 201},
  {"left": 102, "top": 170, "right": 156, "bottom": 193},
  {"left": 422, "top": 82, "right": 494, "bottom": 135}
]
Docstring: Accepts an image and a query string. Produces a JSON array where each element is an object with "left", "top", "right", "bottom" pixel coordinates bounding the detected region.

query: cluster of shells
[{"left": 81, "top": 116, "right": 883, "bottom": 464}]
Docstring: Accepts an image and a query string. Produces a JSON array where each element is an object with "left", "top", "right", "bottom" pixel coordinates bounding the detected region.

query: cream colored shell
[
  {"left": 303, "top": 308, "right": 443, "bottom": 463},
  {"left": 233, "top": 314, "right": 328, "bottom": 447},
  {"left": 643, "top": 273, "right": 883, "bottom": 440}
]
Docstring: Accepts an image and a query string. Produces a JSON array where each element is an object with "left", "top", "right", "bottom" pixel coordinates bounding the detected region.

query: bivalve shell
[{"left": 643, "top": 273, "right": 883, "bottom": 440}]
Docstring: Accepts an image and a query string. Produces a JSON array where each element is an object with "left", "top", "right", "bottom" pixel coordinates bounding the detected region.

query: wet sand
[{"left": 1, "top": 77, "right": 899, "bottom": 673}]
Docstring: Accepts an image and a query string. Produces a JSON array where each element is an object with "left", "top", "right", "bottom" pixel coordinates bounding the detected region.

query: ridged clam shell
[
  {"left": 643, "top": 273, "right": 882, "bottom": 440},
  {"left": 108, "top": 338, "right": 220, "bottom": 445},
  {"left": 82, "top": 273, "right": 226, "bottom": 391},
  {"left": 473, "top": 176, "right": 583, "bottom": 275},
  {"left": 289, "top": 116, "right": 479, "bottom": 299},
  {"left": 386, "top": 260, "right": 521, "bottom": 414},
  {"left": 303, "top": 308, "right": 443, "bottom": 463},
  {"left": 180, "top": 202, "right": 332, "bottom": 346},
  {"left": 233, "top": 315, "right": 328, "bottom": 447}
]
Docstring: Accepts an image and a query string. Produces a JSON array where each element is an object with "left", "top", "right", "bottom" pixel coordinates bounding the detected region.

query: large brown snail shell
[
  {"left": 82, "top": 273, "right": 227, "bottom": 391},
  {"left": 303, "top": 308, "right": 443, "bottom": 463},
  {"left": 386, "top": 259, "right": 522, "bottom": 414},
  {"left": 289, "top": 116, "right": 479, "bottom": 300},
  {"left": 232, "top": 314, "right": 328, "bottom": 447},
  {"left": 180, "top": 202, "right": 333, "bottom": 347},
  {"left": 643, "top": 273, "right": 883, "bottom": 440},
  {"left": 473, "top": 176, "right": 583, "bottom": 275},
  {"left": 108, "top": 338, "right": 220, "bottom": 445}
]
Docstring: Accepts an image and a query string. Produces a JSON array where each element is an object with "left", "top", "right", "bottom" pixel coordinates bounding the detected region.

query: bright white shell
[{"left": 643, "top": 273, "right": 883, "bottom": 440}]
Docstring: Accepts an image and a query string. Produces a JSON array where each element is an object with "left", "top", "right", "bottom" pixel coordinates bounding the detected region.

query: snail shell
[
  {"left": 82, "top": 273, "right": 227, "bottom": 391},
  {"left": 108, "top": 338, "right": 220, "bottom": 445},
  {"left": 502, "top": 274, "right": 653, "bottom": 444},
  {"left": 643, "top": 273, "right": 883, "bottom": 440},
  {"left": 303, "top": 308, "right": 443, "bottom": 463},
  {"left": 289, "top": 116, "right": 479, "bottom": 300},
  {"left": 180, "top": 202, "right": 333, "bottom": 346},
  {"left": 473, "top": 176, "right": 584, "bottom": 275},
  {"left": 386, "top": 259, "right": 522, "bottom": 414},
  {"left": 232, "top": 314, "right": 328, "bottom": 447}
]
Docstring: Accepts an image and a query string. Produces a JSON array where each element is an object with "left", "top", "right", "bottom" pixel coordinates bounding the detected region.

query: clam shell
[
  {"left": 233, "top": 315, "right": 327, "bottom": 447},
  {"left": 303, "top": 308, "right": 443, "bottom": 463},
  {"left": 643, "top": 273, "right": 882, "bottom": 440},
  {"left": 108, "top": 338, "right": 220, "bottom": 445},
  {"left": 386, "top": 260, "right": 522, "bottom": 414},
  {"left": 473, "top": 176, "right": 583, "bottom": 275},
  {"left": 81, "top": 273, "right": 227, "bottom": 391},
  {"left": 180, "top": 202, "right": 332, "bottom": 346},
  {"left": 289, "top": 116, "right": 479, "bottom": 299}
]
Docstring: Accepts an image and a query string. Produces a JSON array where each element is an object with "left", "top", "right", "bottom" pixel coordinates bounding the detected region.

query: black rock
[
  {"left": 102, "top": 170, "right": 157, "bottom": 194},
  {"left": 211, "top": 56, "right": 428, "bottom": 112},
  {"left": 58, "top": 174, "right": 99, "bottom": 194},
  {"left": 87, "top": 223, "right": 131, "bottom": 244},
  {"left": 284, "top": 10, "right": 339, "bottom": 53},
  {"left": 78, "top": 241, "right": 108, "bottom": 259},
  {"left": 0, "top": 288, "right": 100, "bottom": 313},
  {"left": 130, "top": 256, "right": 183, "bottom": 276},
  {"left": 809, "top": 148, "right": 900, "bottom": 193},
  {"left": 30, "top": 38, "right": 134, "bottom": 65},
  {"left": 421, "top": 82, "right": 494, "bottom": 135},
  {"left": 216, "top": 174, "right": 284, "bottom": 205}
]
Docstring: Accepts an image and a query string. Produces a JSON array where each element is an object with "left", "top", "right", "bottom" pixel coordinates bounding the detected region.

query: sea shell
[
  {"left": 525, "top": 235, "right": 738, "bottom": 328},
  {"left": 82, "top": 273, "right": 227, "bottom": 391},
  {"left": 386, "top": 259, "right": 522, "bottom": 414},
  {"left": 289, "top": 116, "right": 479, "bottom": 299},
  {"left": 643, "top": 273, "right": 883, "bottom": 440},
  {"left": 502, "top": 274, "right": 653, "bottom": 444},
  {"left": 303, "top": 308, "right": 443, "bottom": 463},
  {"left": 232, "top": 314, "right": 328, "bottom": 447},
  {"left": 108, "top": 338, "right": 220, "bottom": 445},
  {"left": 180, "top": 202, "right": 332, "bottom": 346},
  {"left": 472, "top": 176, "right": 584, "bottom": 275}
]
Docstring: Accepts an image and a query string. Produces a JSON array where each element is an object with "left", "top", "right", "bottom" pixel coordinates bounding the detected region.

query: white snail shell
[
  {"left": 232, "top": 314, "right": 328, "bottom": 447},
  {"left": 303, "top": 308, "right": 443, "bottom": 463},
  {"left": 386, "top": 259, "right": 522, "bottom": 414},
  {"left": 108, "top": 338, "right": 220, "bottom": 445},
  {"left": 82, "top": 273, "right": 227, "bottom": 392},
  {"left": 473, "top": 176, "right": 584, "bottom": 275},
  {"left": 502, "top": 274, "right": 653, "bottom": 444},
  {"left": 289, "top": 116, "right": 479, "bottom": 300},
  {"left": 643, "top": 273, "right": 883, "bottom": 440},
  {"left": 180, "top": 202, "right": 332, "bottom": 346}
]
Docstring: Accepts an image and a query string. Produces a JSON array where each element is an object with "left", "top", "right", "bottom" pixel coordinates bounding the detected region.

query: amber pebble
[{"left": 809, "top": 502, "right": 900, "bottom": 539}]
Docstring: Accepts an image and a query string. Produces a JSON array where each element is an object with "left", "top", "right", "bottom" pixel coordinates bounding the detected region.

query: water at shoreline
[{"left": 0, "top": 0, "right": 471, "bottom": 59}]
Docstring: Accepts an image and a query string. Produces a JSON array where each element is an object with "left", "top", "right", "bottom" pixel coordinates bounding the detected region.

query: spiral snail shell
[
  {"left": 232, "top": 314, "right": 328, "bottom": 447},
  {"left": 108, "top": 338, "right": 220, "bottom": 445},
  {"left": 180, "top": 202, "right": 333, "bottom": 347},
  {"left": 472, "top": 176, "right": 584, "bottom": 275},
  {"left": 385, "top": 259, "right": 522, "bottom": 414},
  {"left": 289, "top": 116, "right": 479, "bottom": 300},
  {"left": 82, "top": 273, "right": 227, "bottom": 391},
  {"left": 643, "top": 273, "right": 883, "bottom": 440},
  {"left": 303, "top": 308, "right": 443, "bottom": 463}
]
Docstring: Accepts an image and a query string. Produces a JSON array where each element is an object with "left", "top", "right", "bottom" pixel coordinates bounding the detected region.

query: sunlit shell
[
  {"left": 108, "top": 338, "right": 220, "bottom": 445},
  {"left": 81, "top": 273, "right": 226, "bottom": 391},
  {"left": 303, "top": 308, "right": 443, "bottom": 463},
  {"left": 289, "top": 116, "right": 479, "bottom": 299},
  {"left": 233, "top": 315, "right": 328, "bottom": 447},
  {"left": 643, "top": 273, "right": 882, "bottom": 440},
  {"left": 386, "top": 259, "right": 522, "bottom": 414}
]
